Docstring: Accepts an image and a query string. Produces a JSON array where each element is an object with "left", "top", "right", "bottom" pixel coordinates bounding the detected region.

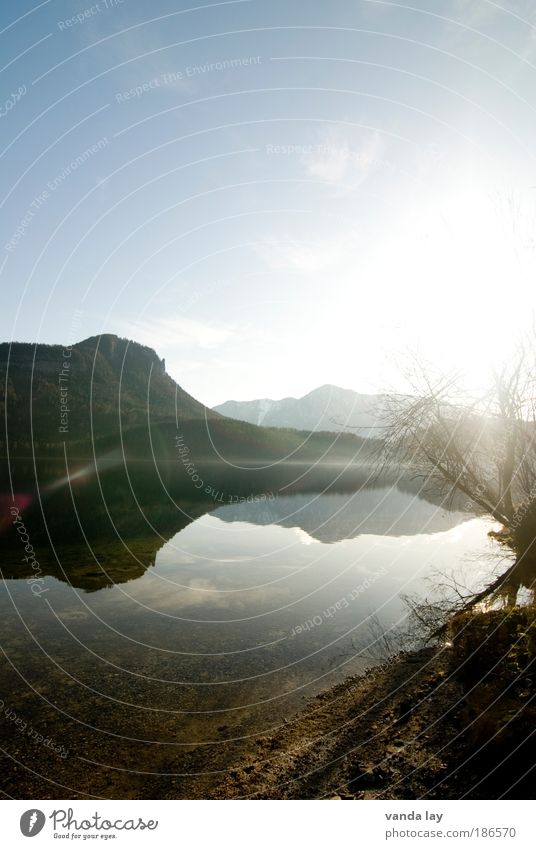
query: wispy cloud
[
  {"left": 118, "top": 315, "right": 234, "bottom": 350},
  {"left": 301, "top": 128, "right": 388, "bottom": 193},
  {"left": 116, "top": 312, "right": 276, "bottom": 358},
  {"left": 254, "top": 235, "right": 351, "bottom": 273}
]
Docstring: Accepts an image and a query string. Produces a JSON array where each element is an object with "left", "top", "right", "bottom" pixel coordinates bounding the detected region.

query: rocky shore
[{"left": 215, "top": 607, "right": 535, "bottom": 799}]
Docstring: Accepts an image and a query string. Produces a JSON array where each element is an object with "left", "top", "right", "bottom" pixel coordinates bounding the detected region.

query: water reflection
[
  {"left": 1, "top": 482, "right": 501, "bottom": 683},
  {"left": 0, "top": 475, "right": 506, "bottom": 798},
  {"left": 212, "top": 487, "right": 470, "bottom": 543}
]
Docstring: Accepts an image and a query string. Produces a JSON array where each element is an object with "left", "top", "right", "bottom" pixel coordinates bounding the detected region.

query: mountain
[
  {"left": 0, "top": 337, "right": 376, "bottom": 499},
  {"left": 214, "top": 384, "right": 386, "bottom": 436},
  {"left": 0, "top": 333, "right": 214, "bottom": 451}
]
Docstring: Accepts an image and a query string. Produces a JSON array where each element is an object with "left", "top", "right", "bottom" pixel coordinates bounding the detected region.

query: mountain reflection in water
[
  {"left": 0, "top": 472, "right": 506, "bottom": 799},
  {"left": 212, "top": 487, "right": 469, "bottom": 543}
]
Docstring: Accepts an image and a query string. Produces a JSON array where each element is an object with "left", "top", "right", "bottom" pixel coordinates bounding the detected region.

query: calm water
[{"left": 0, "top": 483, "right": 505, "bottom": 797}]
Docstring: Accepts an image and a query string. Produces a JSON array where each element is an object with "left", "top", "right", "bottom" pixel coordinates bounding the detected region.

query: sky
[{"left": 1, "top": 0, "right": 536, "bottom": 406}]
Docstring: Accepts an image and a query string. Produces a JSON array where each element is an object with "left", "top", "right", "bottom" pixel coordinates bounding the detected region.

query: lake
[{"left": 0, "top": 480, "right": 505, "bottom": 798}]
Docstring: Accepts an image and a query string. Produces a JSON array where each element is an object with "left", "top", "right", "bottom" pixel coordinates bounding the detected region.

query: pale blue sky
[{"left": 2, "top": 0, "right": 536, "bottom": 405}]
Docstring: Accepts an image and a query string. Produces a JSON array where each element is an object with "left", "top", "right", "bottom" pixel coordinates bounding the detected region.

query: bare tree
[{"left": 379, "top": 345, "right": 536, "bottom": 548}]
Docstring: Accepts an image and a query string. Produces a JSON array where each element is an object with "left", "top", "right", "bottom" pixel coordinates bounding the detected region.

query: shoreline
[{"left": 212, "top": 608, "right": 535, "bottom": 799}]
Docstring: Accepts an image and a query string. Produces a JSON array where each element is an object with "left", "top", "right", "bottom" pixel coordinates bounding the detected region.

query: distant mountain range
[{"left": 214, "top": 384, "right": 386, "bottom": 436}]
